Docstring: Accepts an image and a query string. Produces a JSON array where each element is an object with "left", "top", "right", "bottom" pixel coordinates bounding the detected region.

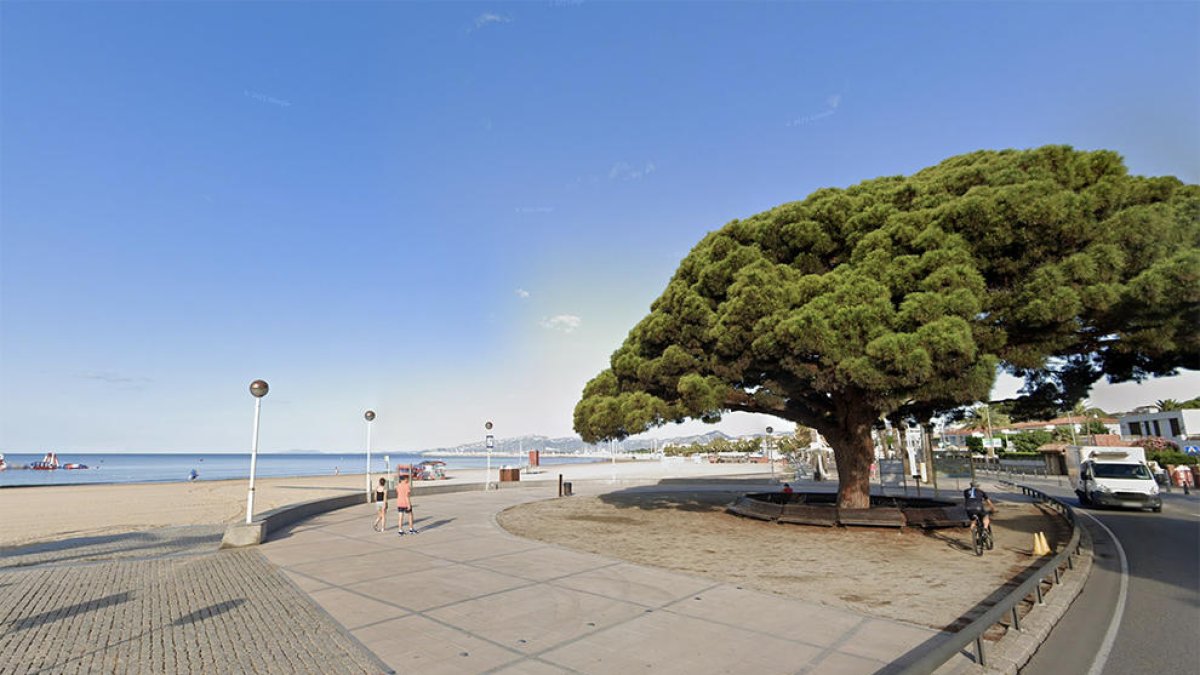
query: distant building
[
  {"left": 1118, "top": 409, "right": 1199, "bottom": 448},
  {"left": 941, "top": 416, "right": 1120, "bottom": 449}
]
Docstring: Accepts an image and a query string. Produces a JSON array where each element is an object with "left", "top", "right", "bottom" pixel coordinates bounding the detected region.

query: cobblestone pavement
[
  {"left": 0, "top": 528, "right": 391, "bottom": 674},
  {"left": 0, "top": 526, "right": 225, "bottom": 570}
]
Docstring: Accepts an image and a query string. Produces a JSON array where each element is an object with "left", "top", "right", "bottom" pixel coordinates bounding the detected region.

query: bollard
[{"left": 562, "top": 481, "right": 573, "bottom": 497}]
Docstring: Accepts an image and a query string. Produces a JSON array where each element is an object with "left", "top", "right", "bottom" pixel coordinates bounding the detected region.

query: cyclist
[{"left": 963, "top": 480, "right": 995, "bottom": 532}]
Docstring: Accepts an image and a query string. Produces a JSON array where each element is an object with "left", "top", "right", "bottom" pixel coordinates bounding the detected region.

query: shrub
[
  {"left": 997, "top": 451, "right": 1041, "bottom": 459},
  {"left": 1133, "top": 436, "right": 1180, "bottom": 453},
  {"left": 1147, "top": 450, "right": 1198, "bottom": 466}
]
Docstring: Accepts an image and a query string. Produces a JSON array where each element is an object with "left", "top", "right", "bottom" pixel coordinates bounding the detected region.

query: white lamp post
[
  {"left": 245, "top": 379, "right": 269, "bottom": 524},
  {"left": 765, "top": 426, "right": 775, "bottom": 483},
  {"left": 364, "top": 410, "right": 376, "bottom": 501},
  {"left": 485, "top": 421, "right": 495, "bottom": 491}
]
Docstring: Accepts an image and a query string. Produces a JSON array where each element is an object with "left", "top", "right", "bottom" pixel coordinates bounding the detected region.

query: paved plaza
[
  {"left": 2, "top": 471, "right": 990, "bottom": 674},
  {"left": 261, "top": 480, "right": 980, "bottom": 674}
]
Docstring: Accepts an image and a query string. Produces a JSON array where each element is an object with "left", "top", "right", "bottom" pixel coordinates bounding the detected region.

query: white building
[{"left": 1119, "top": 409, "right": 1200, "bottom": 448}]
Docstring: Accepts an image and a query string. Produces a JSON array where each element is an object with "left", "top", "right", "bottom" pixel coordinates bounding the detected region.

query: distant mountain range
[{"left": 421, "top": 430, "right": 738, "bottom": 455}]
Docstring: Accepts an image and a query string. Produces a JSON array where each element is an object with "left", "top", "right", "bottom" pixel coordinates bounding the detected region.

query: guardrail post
[
  {"left": 1054, "top": 567, "right": 1062, "bottom": 585},
  {"left": 976, "top": 637, "right": 987, "bottom": 667},
  {"left": 1035, "top": 582, "right": 1045, "bottom": 605},
  {"left": 1011, "top": 606, "right": 1021, "bottom": 632}
]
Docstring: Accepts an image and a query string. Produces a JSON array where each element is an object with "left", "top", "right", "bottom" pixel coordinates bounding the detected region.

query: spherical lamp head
[
  {"left": 766, "top": 426, "right": 774, "bottom": 434},
  {"left": 249, "top": 380, "right": 269, "bottom": 398},
  {"left": 364, "top": 410, "right": 376, "bottom": 422},
  {"left": 485, "top": 421, "right": 493, "bottom": 431}
]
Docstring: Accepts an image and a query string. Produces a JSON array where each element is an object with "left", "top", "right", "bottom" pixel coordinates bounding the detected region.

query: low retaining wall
[
  {"left": 727, "top": 492, "right": 965, "bottom": 528},
  {"left": 221, "top": 479, "right": 540, "bottom": 548}
]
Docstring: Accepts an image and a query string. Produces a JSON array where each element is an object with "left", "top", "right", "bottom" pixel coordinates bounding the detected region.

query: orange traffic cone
[{"left": 1031, "top": 532, "right": 1051, "bottom": 556}]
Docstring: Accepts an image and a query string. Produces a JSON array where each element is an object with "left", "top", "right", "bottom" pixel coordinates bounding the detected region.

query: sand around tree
[{"left": 497, "top": 486, "right": 1069, "bottom": 631}]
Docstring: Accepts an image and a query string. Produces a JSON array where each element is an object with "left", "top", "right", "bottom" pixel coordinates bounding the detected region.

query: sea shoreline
[
  {"left": 0, "top": 451, "right": 617, "bottom": 489},
  {"left": 0, "top": 459, "right": 756, "bottom": 549}
]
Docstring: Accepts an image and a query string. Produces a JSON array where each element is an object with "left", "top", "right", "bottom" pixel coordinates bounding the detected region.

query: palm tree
[
  {"left": 1155, "top": 399, "right": 1183, "bottom": 412},
  {"left": 958, "top": 404, "right": 1011, "bottom": 430},
  {"left": 1070, "top": 400, "right": 1108, "bottom": 418}
]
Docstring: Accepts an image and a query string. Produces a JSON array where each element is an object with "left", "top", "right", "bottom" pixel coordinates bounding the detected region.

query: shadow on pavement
[
  {"left": 7, "top": 591, "right": 133, "bottom": 632},
  {"left": 414, "top": 517, "right": 454, "bottom": 532},
  {"left": 173, "top": 599, "right": 246, "bottom": 626},
  {"left": 0, "top": 530, "right": 223, "bottom": 569}
]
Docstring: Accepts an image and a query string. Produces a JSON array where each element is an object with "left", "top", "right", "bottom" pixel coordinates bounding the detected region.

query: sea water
[{"left": 0, "top": 452, "right": 598, "bottom": 488}]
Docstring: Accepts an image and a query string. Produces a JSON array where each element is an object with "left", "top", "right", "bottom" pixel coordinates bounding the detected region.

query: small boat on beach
[
  {"left": 63, "top": 463, "right": 89, "bottom": 470},
  {"left": 0, "top": 453, "right": 7, "bottom": 471}
]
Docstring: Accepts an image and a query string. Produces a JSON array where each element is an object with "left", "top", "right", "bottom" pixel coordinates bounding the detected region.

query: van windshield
[{"left": 1092, "top": 463, "right": 1152, "bottom": 480}]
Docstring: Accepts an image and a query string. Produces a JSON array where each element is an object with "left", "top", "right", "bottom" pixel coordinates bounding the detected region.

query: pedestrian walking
[
  {"left": 373, "top": 477, "right": 388, "bottom": 532},
  {"left": 1172, "top": 464, "right": 1194, "bottom": 495},
  {"left": 396, "top": 473, "right": 417, "bottom": 535}
]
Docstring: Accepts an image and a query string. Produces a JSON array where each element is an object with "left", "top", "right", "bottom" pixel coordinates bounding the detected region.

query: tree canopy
[{"left": 574, "top": 146, "right": 1199, "bottom": 507}]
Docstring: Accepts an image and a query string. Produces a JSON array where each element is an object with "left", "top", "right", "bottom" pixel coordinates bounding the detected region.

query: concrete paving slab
[
  {"left": 538, "top": 608, "right": 825, "bottom": 675},
  {"left": 667, "top": 584, "right": 869, "bottom": 647},
  {"left": 489, "top": 658, "right": 573, "bottom": 674},
  {"left": 350, "top": 614, "right": 523, "bottom": 674},
  {"left": 345, "top": 563, "right": 529, "bottom": 612},
  {"left": 425, "top": 582, "right": 652, "bottom": 655},
  {"left": 838, "top": 618, "right": 946, "bottom": 662},
  {"left": 465, "top": 545, "right": 617, "bottom": 582},
  {"left": 282, "top": 568, "right": 333, "bottom": 594},
  {"left": 288, "top": 547, "right": 451, "bottom": 586},
  {"left": 548, "top": 561, "right": 717, "bottom": 607},
  {"left": 404, "top": 535, "right": 544, "bottom": 564},
  {"left": 310, "top": 586, "right": 412, "bottom": 631},
  {"left": 801, "top": 650, "right": 890, "bottom": 674}
]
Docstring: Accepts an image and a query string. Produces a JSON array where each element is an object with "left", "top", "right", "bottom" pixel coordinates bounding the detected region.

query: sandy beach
[{"left": 0, "top": 458, "right": 767, "bottom": 548}]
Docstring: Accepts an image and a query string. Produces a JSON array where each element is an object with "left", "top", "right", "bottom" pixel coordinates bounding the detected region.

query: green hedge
[
  {"left": 997, "top": 451, "right": 1041, "bottom": 459},
  {"left": 1148, "top": 450, "right": 1199, "bottom": 466}
]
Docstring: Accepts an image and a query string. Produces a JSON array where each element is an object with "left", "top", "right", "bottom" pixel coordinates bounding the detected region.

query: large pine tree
[{"left": 575, "top": 146, "right": 1199, "bottom": 508}]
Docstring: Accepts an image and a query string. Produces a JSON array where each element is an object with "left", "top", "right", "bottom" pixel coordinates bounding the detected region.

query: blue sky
[{"left": 2, "top": 2, "right": 1197, "bottom": 453}]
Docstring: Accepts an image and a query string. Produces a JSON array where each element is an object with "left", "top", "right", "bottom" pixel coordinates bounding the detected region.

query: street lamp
[
  {"left": 485, "top": 421, "right": 495, "bottom": 491},
  {"left": 364, "top": 410, "right": 376, "bottom": 501},
  {"left": 245, "top": 379, "right": 269, "bottom": 524},
  {"left": 765, "top": 426, "right": 775, "bottom": 483}
]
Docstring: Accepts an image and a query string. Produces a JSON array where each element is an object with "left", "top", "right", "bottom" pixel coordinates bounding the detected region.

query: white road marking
[{"left": 1079, "top": 511, "right": 1129, "bottom": 675}]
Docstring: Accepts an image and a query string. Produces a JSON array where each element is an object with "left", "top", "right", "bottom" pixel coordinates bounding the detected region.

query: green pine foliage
[{"left": 574, "top": 146, "right": 1199, "bottom": 507}]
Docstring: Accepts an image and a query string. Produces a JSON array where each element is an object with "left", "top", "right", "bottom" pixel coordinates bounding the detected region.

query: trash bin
[
  {"left": 499, "top": 467, "right": 520, "bottom": 482},
  {"left": 562, "top": 481, "right": 573, "bottom": 496}
]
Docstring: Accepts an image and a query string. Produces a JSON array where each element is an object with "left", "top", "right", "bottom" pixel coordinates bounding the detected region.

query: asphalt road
[{"left": 1019, "top": 478, "right": 1199, "bottom": 675}]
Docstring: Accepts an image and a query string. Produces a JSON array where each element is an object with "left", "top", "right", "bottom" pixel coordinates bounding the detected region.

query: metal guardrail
[{"left": 896, "top": 483, "right": 1083, "bottom": 673}]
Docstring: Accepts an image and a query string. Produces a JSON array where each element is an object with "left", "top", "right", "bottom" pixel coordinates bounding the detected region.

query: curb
[{"left": 221, "top": 479, "right": 549, "bottom": 548}]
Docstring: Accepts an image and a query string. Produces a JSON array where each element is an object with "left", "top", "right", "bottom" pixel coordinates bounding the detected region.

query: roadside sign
[{"left": 1184, "top": 445, "right": 1200, "bottom": 456}]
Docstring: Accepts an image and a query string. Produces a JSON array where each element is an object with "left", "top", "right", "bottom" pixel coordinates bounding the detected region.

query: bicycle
[{"left": 969, "top": 513, "right": 993, "bottom": 556}]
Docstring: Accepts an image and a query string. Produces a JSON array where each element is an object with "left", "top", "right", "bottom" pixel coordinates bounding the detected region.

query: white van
[{"left": 1068, "top": 446, "right": 1162, "bottom": 512}]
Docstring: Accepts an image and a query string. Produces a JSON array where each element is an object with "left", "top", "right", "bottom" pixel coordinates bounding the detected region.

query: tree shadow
[
  {"left": 597, "top": 488, "right": 740, "bottom": 514},
  {"left": 0, "top": 531, "right": 223, "bottom": 569}
]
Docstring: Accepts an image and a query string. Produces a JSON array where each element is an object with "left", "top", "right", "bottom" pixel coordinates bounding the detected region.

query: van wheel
[{"left": 1152, "top": 506, "right": 1162, "bottom": 513}]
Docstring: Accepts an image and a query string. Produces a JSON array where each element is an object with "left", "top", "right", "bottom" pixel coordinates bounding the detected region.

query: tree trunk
[{"left": 821, "top": 404, "right": 877, "bottom": 510}]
